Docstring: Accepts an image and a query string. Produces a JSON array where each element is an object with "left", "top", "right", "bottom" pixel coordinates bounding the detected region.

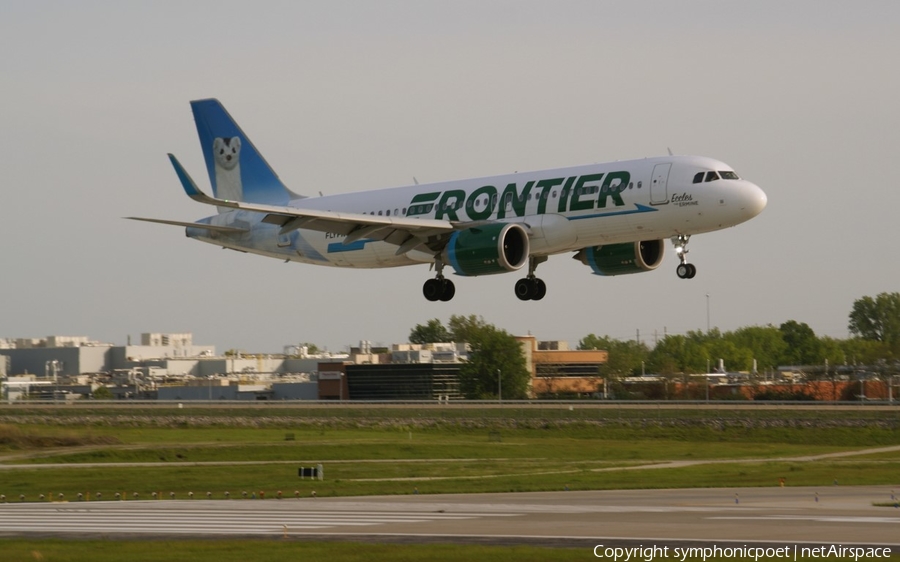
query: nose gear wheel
[{"left": 671, "top": 235, "right": 697, "bottom": 279}]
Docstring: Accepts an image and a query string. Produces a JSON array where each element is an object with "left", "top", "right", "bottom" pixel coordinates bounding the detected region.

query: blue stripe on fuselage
[{"left": 327, "top": 239, "right": 376, "bottom": 253}]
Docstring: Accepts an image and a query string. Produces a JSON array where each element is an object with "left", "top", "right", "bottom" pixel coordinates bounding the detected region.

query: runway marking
[
  {"left": 709, "top": 515, "right": 900, "bottom": 524},
  {"left": 0, "top": 504, "right": 519, "bottom": 536}
]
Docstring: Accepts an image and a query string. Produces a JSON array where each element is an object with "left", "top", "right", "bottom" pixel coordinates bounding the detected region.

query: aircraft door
[{"left": 650, "top": 163, "right": 671, "bottom": 205}]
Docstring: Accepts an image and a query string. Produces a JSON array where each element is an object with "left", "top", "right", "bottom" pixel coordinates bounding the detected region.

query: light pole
[
  {"left": 497, "top": 369, "right": 502, "bottom": 404},
  {"left": 706, "top": 293, "right": 710, "bottom": 333}
]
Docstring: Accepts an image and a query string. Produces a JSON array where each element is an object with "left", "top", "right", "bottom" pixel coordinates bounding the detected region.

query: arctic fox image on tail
[{"left": 213, "top": 136, "right": 242, "bottom": 203}]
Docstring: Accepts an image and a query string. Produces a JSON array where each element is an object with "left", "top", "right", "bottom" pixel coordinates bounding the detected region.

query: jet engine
[
  {"left": 574, "top": 240, "right": 664, "bottom": 275},
  {"left": 443, "top": 223, "right": 529, "bottom": 276}
]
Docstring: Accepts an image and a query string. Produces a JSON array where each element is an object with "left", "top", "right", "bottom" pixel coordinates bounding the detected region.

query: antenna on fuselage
[
  {"left": 667, "top": 147, "right": 674, "bottom": 156},
  {"left": 413, "top": 177, "right": 419, "bottom": 185}
]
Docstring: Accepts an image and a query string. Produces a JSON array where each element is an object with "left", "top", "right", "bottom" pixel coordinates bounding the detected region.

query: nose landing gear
[{"left": 672, "top": 235, "right": 697, "bottom": 279}]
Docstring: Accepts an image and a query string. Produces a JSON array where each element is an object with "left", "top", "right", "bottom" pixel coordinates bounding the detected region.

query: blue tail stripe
[{"left": 190, "top": 99, "right": 292, "bottom": 205}]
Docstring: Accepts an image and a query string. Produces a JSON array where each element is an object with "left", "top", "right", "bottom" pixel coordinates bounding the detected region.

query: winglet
[
  {"left": 168, "top": 153, "right": 238, "bottom": 209},
  {"left": 168, "top": 153, "right": 203, "bottom": 200}
]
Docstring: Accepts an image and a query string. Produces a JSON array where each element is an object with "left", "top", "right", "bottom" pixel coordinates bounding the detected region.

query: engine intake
[
  {"left": 444, "top": 223, "right": 529, "bottom": 276},
  {"left": 575, "top": 240, "right": 664, "bottom": 276}
]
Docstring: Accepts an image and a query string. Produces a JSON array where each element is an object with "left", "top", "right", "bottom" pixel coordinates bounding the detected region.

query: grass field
[
  {"left": 0, "top": 539, "right": 590, "bottom": 562},
  {"left": 3, "top": 538, "right": 896, "bottom": 562},
  {"left": 1, "top": 405, "right": 899, "bottom": 499},
  {"left": 1, "top": 404, "right": 898, "bottom": 560}
]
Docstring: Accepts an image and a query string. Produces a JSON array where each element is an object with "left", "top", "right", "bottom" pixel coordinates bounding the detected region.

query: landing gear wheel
[
  {"left": 515, "top": 277, "right": 547, "bottom": 301},
  {"left": 676, "top": 263, "right": 697, "bottom": 279},
  {"left": 515, "top": 278, "right": 533, "bottom": 301},
  {"left": 423, "top": 279, "right": 443, "bottom": 301},
  {"left": 438, "top": 279, "right": 455, "bottom": 301},
  {"left": 532, "top": 278, "right": 547, "bottom": 300},
  {"left": 515, "top": 256, "right": 549, "bottom": 301}
]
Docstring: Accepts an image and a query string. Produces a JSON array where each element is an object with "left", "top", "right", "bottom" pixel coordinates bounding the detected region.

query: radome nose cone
[
  {"left": 740, "top": 181, "right": 767, "bottom": 218},
  {"left": 751, "top": 184, "right": 768, "bottom": 216}
]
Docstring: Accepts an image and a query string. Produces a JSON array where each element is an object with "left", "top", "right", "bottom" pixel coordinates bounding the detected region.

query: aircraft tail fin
[{"left": 190, "top": 99, "right": 300, "bottom": 208}]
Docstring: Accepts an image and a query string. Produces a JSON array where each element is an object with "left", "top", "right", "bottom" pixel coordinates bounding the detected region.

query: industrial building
[
  {"left": 1, "top": 333, "right": 608, "bottom": 401},
  {"left": 518, "top": 336, "right": 609, "bottom": 398}
]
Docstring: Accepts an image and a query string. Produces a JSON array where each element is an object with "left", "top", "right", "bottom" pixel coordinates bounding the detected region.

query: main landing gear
[
  {"left": 422, "top": 256, "right": 550, "bottom": 302},
  {"left": 514, "top": 256, "right": 548, "bottom": 301},
  {"left": 423, "top": 259, "right": 455, "bottom": 302},
  {"left": 672, "top": 234, "right": 697, "bottom": 279}
]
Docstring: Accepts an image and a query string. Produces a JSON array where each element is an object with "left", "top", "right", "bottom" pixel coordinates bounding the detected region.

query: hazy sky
[{"left": 2, "top": 1, "right": 899, "bottom": 353}]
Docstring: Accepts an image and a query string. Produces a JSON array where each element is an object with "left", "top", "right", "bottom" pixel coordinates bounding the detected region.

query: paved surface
[{"left": 1, "top": 486, "right": 898, "bottom": 547}]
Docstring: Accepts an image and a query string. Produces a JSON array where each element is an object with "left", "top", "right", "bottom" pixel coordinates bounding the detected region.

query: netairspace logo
[{"left": 592, "top": 544, "right": 892, "bottom": 562}]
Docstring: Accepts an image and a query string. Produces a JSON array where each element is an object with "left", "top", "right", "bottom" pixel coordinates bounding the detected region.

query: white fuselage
[{"left": 189, "top": 155, "right": 767, "bottom": 270}]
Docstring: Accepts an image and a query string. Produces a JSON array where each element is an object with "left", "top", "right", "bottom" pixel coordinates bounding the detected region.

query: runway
[{"left": 0, "top": 485, "right": 897, "bottom": 547}]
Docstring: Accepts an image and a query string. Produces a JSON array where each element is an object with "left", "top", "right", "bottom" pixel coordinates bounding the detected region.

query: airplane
[{"left": 129, "top": 99, "right": 767, "bottom": 302}]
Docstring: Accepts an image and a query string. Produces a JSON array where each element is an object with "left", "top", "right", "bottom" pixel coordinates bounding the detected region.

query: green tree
[
  {"left": 577, "top": 334, "right": 648, "bottom": 377},
  {"left": 779, "top": 321, "right": 822, "bottom": 366},
  {"left": 447, "top": 314, "right": 487, "bottom": 343},
  {"left": 839, "top": 337, "right": 892, "bottom": 365},
  {"left": 456, "top": 320, "right": 530, "bottom": 399},
  {"left": 849, "top": 292, "right": 900, "bottom": 348},
  {"left": 706, "top": 339, "right": 754, "bottom": 372},
  {"left": 647, "top": 334, "right": 708, "bottom": 374},
  {"left": 727, "top": 325, "right": 788, "bottom": 373},
  {"left": 92, "top": 386, "right": 113, "bottom": 400},
  {"left": 409, "top": 319, "right": 452, "bottom": 344}
]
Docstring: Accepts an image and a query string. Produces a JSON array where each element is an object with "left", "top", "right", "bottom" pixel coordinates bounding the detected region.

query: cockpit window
[
  {"left": 693, "top": 172, "right": 704, "bottom": 184},
  {"left": 704, "top": 171, "right": 720, "bottom": 182},
  {"left": 719, "top": 171, "right": 739, "bottom": 180}
]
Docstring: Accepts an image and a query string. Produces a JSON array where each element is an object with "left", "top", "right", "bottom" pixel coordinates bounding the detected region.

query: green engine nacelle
[
  {"left": 444, "top": 223, "right": 529, "bottom": 277},
  {"left": 575, "top": 240, "right": 664, "bottom": 276}
]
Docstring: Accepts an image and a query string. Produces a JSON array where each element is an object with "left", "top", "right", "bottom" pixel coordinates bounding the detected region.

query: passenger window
[
  {"left": 402, "top": 208, "right": 407, "bottom": 215},
  {"left": 637, "top": 181, "right": 642, "bottom": 188},
  {"left": 705, "top": 171, "right": 719, "bottom": 182},
  {"left": 378, "top": 211, "right": 383, "bottom": 216},
  {"left": 385, "top": 210, "right": 390, "bottom": 216},
  {"left": 693, "top": 172, "right": 704, "bottom": 184}
]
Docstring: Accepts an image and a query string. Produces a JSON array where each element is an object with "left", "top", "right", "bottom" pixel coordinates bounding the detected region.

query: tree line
[
  {"left": 409, "top": 293, "right": 900, "bottom": 399},
  {"left": 579, "top": 292, "right": 900, "bottom": 378}
]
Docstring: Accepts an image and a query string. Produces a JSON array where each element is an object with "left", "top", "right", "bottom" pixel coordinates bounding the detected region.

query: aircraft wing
[
  {"left": 168, "top": 154, "right": 456, "bottom": 254},
  {"left": 125, "top": 216, "right": 248, "bottom": 234}
]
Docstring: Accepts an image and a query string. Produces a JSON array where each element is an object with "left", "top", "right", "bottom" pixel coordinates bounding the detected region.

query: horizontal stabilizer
[{"left": 125, "top": 216, "right": 247, "bottom": 234}]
